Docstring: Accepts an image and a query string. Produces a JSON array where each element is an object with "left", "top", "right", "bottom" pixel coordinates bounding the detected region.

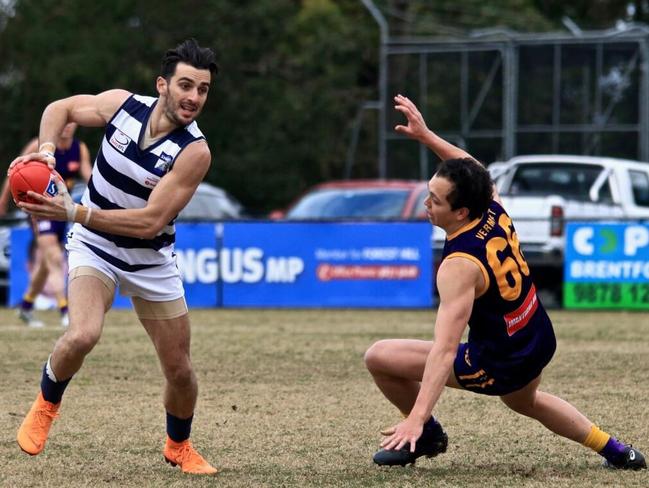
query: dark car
[{"left": 272, "top": 180, "right": 429, "bottom": 220}]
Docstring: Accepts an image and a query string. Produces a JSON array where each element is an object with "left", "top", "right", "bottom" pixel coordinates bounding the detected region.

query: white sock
[{"left": 45, "top": 355, "right": 59, "bottom": 383}]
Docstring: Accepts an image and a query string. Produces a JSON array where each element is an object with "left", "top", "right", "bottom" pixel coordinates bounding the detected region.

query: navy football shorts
[
  {"left": 35, "top": 219, "right": 67, "bottom": 243},
  {"left": 453, "top": 342, "right": 550, "bottom": 396}
]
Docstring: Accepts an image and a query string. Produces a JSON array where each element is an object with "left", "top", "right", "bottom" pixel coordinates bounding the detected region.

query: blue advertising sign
[
  {"left": 9, "top": 226, "right": 32, "bottom": 307},
  {"left": 564, "top": 222, "right": 649, "bottom": 308},
  {"left": 173, "top": 223, "right": 219, "bottom": 307},
  {"left": 9, "top": 223, "right": 218, "bottom": 309},
  {"left": 221, "top": 222, "right": 433, "bottom": 307},
  {"left": 10, "top": 222, "right": 433, "bottom": 309}
]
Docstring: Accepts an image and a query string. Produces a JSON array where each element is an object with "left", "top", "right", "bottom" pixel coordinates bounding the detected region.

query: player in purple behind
[
  {"left": 0, "top": 122, "right": 91, "bottom": 327},
  {"left": 364, "top": 94, "right": 646, "bottom": 470}
]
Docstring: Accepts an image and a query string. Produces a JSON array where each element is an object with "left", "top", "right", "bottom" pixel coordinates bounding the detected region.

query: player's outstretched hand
[
  {"left": 379, "top": 416, "right": 424, "bottom": 453},
  {"left": 394, "top": 94, "right": 430, "bottom": 142}
]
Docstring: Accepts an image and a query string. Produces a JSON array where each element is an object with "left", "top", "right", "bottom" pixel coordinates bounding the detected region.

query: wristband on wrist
[
  {"left": 67, "top": 203, "right": 79, "bottom": 222},
  {"left": 38, "top": 142, "right": 56, "bottom": 154},
  {"left": 73, "top": 205, "right": 93, "bottom": 226}
]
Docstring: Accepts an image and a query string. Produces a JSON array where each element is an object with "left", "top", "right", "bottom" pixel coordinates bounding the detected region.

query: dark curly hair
[
  {"left": 160, "top": 38, "right": 219, "bottom": 81},
  {"left": 435, "top": 158, "right": 493, "bottom": 219}
]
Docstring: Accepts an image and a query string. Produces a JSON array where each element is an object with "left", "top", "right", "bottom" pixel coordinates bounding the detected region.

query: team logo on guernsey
[
  {"left": 155, "top": 152, "right": 173, "bottom": 171},
  {"left": 109, "top": 129, "right": 131, "bottom": 153},
  {"left": 45, "top": 178, "right": 58, "bottom": 197}
]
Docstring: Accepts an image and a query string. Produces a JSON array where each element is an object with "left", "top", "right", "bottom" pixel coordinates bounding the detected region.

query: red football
[{"left": 8, "top": 161, "right": 61, "bottom": 204}]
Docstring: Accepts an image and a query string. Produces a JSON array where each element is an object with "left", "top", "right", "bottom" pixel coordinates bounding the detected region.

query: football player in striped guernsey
[{"left": 12, "top": 38, "right": 219, "bottom": 475}]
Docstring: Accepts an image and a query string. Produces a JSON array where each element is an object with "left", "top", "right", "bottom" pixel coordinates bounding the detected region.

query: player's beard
[{"left": 164, "top": 96, "right": 197, "bottom": 127}]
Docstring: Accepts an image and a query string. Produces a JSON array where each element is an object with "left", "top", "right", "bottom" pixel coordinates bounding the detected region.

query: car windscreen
[
  {"left": 506, "top": 163, "right": 610, "bottom": 201},
  {"left": 178, "top": 193, "right": 242, "bottom": 220},
  {"left": 286, "top": 188, "right": 410, "bottom": 219}
]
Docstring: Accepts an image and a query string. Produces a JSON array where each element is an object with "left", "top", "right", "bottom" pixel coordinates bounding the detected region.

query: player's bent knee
[
  {"left": 364, "top": 339, "right": 395, "bottom": 372},
  {"left": 61, "top": 329, "right": 101, "bottom": 356}
]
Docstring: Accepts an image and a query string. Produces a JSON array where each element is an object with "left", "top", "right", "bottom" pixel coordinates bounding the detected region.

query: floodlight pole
[{"left": 360, "top": 0, "right": 388, "bottom": 178}]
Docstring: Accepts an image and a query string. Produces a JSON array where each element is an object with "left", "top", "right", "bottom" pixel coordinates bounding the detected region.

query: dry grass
[{"left": 1, "top": 308, "right": 648, "bottom": 487}]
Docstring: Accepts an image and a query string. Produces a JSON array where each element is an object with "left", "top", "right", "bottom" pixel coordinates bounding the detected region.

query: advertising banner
[
  {"left": 9, "top": 226, "right": 34, "bottom": 308},
  {"left": 564, "top": 222, "right": 649, "bottom": 309},
  {"left": 221, "top": 222, "right": 433, "bottom": 307},
  {"left": 172, "top": 223, "right": 219, "bottom": 307},
  {"left": 9, "top": 223, "right": 218, "bottom": 309},
  {"left": 10, "top": 222, "right": 434, "bottom": 309}
]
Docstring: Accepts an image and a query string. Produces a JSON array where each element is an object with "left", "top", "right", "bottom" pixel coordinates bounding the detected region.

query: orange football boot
[
  {"left": 16, "top": 392, "right": 60, "bottom": 455},
  {"left": 163, "top": 437, "right": 218, "bottom": 475}
]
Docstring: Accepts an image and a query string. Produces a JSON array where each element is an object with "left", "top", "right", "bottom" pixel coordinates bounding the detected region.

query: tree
[{"left": 0, "top": 0, "right": 640, "bottom": 213}]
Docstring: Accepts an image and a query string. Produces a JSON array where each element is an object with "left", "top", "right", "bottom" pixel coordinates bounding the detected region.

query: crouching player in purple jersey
[
  {"left": 11, "top": 39, "right": 218, "bottom": 475},
  {"left": 364, "top": 94, "right": 646, "bottom": 470}
]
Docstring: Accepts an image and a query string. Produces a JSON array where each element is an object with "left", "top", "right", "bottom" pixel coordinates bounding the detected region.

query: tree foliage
[{"left": 0, "top": 0, "right": 637, "bottom": 213}]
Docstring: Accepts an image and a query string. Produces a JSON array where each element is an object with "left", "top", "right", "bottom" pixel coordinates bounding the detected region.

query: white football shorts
[{"left": 66, "top": 238, "right": 185, "bottom": 302}]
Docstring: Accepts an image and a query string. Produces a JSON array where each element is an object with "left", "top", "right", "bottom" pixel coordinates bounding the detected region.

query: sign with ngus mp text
[{"left": 9, "top": 222, "right": 433, "bottom": 309}]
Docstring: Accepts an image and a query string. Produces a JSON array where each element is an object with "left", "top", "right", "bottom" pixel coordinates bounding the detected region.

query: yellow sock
[
  {"left": 23, "top": 293, "right": 36, "bottom": 303},
  {"left": 57, "top": 298, "right": 68, "bottom": 309},
  {"left": 582, "top": 425, "right": 610, "bottom": 453}
]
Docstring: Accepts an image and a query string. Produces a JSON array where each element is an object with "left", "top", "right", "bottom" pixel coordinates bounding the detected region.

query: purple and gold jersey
[
  {"left": 54, "top": 139, "right": 82, "bottom": 190},
  {"left": 442, "top": 200, "right": 556, "bottom": 395}
]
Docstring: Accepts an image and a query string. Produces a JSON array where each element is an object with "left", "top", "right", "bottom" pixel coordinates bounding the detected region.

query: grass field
[{"left": 1, "top": 308, "right": 648, "bottom": 487}]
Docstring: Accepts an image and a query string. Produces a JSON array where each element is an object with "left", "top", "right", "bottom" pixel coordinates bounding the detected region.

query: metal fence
[{"left": 354, "top": 4, "right": 649, "bottom": 180}]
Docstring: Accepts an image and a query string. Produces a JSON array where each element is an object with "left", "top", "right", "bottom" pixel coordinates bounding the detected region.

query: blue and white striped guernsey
[{"left": 69, "top": 94, "right": 205, "bottom": 272}]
